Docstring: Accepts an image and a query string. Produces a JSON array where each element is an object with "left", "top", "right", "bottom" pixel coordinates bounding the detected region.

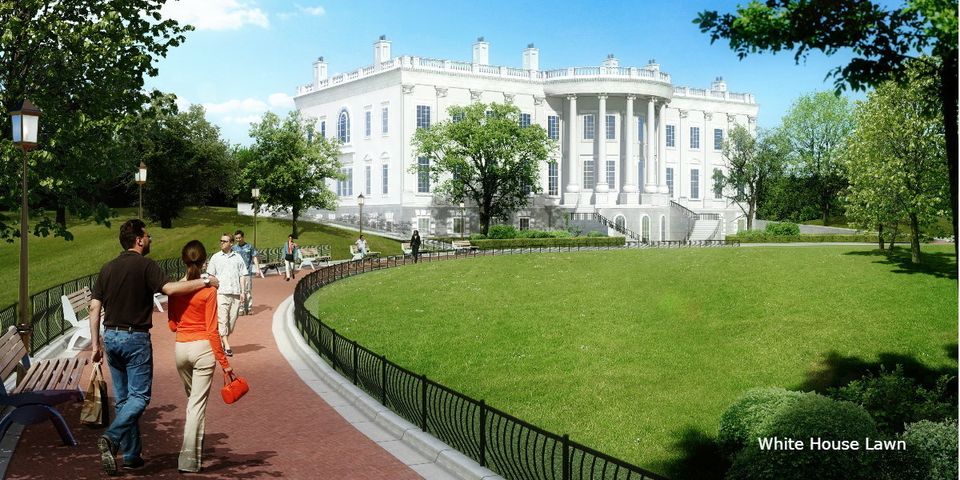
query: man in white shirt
[
  {"left": 206, "top": 233, "right": 248, "bottom": 356},
  {"left": 355, "top": 234, "right": 368, "bottom": 259}
]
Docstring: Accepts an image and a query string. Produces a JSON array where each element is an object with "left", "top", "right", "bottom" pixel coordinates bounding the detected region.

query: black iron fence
[{"left": 293, "top": 249, "right": 670, "bottom": 480}]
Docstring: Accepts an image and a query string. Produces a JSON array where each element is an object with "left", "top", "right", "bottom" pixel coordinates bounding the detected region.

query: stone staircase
[{"left": 688, "top": 218, "right": 720, "bottom": 241}]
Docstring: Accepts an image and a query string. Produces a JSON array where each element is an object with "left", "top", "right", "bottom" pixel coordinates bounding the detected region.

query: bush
[
  {"left": 469, "top": 233, "right": 487, "bottom": 240},
  {"left": 471, "top": 236, "right": 625, "bottom": 250},
  {"left": 900, "top": 419, "right": 958, "bottom": 480},
  {"left": 765, "top": 222, "right": 801, "bottom": 236},
  {"left": 726, "top": 394, "right": 880, "bottom": 480},
  {"left": 717, "top": 387, "right": 808, "bottom": 457},
  {"left": 550, "top": 230, "right": 572, "bottom": 238},
  {"left": 516, "top": 229, "right": 552, "bottom": 239},
  {"left": 487, "top": 225, "right": 517, "bottom": 239},
  {"left": 730, "top": 232, "right": 880, "bottom": 243},
  {"left": 829, "top": 366, "right": 955, "bottom": 435},
  {"left": 586, "top": 230, "right": 607, "bottom": 237}
]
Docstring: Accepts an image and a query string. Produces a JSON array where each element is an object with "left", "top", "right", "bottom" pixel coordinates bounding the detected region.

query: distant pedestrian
[
  {"left": 90, "top": 219, "right": 217, "bottom": 474},
  {"left": 355, "top": 234, "right": 368, "bottom": 259},
  {"left": 206, "top": 233, "right": 247, "bottom": 356},
  {"left": 410, "top": 230, "right": 422, "bottom": 263},
  {"left": 232, "top": 230, "right": 259, "bottom": 315},
  {"left": 282, "top": 234, "right": 300, "bottom": 281},
  {"left": 167, "top": 240, "right": 232, "bottom": 473}
]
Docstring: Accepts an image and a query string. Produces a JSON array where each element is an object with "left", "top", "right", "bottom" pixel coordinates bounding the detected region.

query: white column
[
  {"left": 565, "top": 95, "right": 580, "bottom": 193},
  {"left": 595, "top": 94, "right": 609, "bottom": 192},
  {"left": 644, "top": 98, "right": 657, "bottom": 193},
  {"left": 658, "top": 103, "right": 669, "bottom": 194},
  {"left": 623, "top": 95, "right": 637, "bottom": 194}
]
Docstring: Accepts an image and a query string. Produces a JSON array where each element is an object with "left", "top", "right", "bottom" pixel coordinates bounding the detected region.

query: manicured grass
[
  {"left": 0, "top": 206, "right": 401, "bottom": 307},
  {"left": 307, "top": 245, "right": 957, "bottom": 476}
]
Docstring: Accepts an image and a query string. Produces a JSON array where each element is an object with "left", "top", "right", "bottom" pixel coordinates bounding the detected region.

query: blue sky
[{"left": 147, "top": 0, "right": 873, "bottom": 146}]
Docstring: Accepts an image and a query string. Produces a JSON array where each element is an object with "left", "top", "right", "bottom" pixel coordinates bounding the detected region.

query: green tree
[
  {"left": 695, "top": 0, "right": 959, "bottom": 254},
  {"left": 780, "top": 91, "right": 854, "bottom": 224},
  {"left": 843, "top": 61, "right": 948, "bottom": 264},
  {"left": 0, "top": 0, "right": 191, "bottom": 240},
  {"left": 411, "top": 102, "right": 554, "bottom": 235},
  {"left": 240, "top": 111, "right": 343, "bottom": 237},
  {"left": 126, "top": 99, "right": 234, "bottom": 228},
  {"left": 713, "top": 125, "right": 787, "bottom": 231}
]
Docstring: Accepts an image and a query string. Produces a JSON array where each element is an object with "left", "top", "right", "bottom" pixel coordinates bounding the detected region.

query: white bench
[
  {"left": 349, "top": 245, "right": 380, "bottom": 260},
  {"left": 299, "top": 245, "right": 332, "bottom": 270},
  {"left": 60, "top": 288, "right": 93, "bottom": 350},
  {"left": 451, "top": 240, "right": 477, "bottom": 251},
  {"left": 401, "top": 242, "right": 412, "bottom": 255}
]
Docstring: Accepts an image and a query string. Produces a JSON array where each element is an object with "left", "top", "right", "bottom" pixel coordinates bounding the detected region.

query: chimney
[
  {"left": 645, "top": 58, "right": 660, "bottom": 73},
  {"left": 711, "top": 76, "right": 727, "bottom": 92},
  {"left": 472, "top": 36, "right": 489, "bottom": 65},
  {"left": 313, "top": 56, "right": 328, "bottom": 85},
  {"left": 522, "top": 43, "right": 539, "bottom": 71},
  {"left": 373, "top": 35, "right": 391, "bottom": 65},
  {"left": 602, "top": 53, "right": 619, "bottom": 68}
]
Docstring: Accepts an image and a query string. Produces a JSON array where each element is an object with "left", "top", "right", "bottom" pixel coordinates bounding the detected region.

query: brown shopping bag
[{"left": 80, "top": 362, "right": 110, "bottom": 428}]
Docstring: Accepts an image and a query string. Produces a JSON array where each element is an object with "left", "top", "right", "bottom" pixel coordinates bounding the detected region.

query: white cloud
[
  {"left": 162, "top": 0, "right": 269, "bottom": 31},
  {"left": 223, "top": 115, "right": 263, "bottom": 125},
  {"left": 268, "top": 93, "right": 294, "bottom": 108},
  {"left": 297, "top": 5, "right": 326, "bottom": 16},
  {"left": 202, "top": 98, "right": 268, "bottom": 115}
]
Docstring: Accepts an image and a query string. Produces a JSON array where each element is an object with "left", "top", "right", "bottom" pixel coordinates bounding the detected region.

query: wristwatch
[{"left": 202, "top": 274, "right": 210, "bottom": 286}]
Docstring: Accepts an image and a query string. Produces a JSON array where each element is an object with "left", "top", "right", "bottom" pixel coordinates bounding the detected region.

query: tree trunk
[
  {"left": 292, "top": 206, "right": 300, "bottom": 238},
  {"left": 56, "top": 205, "right": 66, "bottom": 229},
  {"left": 479, "top": 209, "right": 491, "bottom": 235},
  {"left": 160, "top": 216, "right": 172, "bottom": 228},
  {"left": 878, "top": 223, "right": 884, "bottom": 250},
  {"left": 939, "top": 54, "right": 958, "bottom": 260},
  {"left": 889, "top": 224, "right": 899, "bottom": 251},
  {"left": 746, "top": 200, "right": 756, "bottom": 231},
  {"left": 909, "top": 213, "right": 921, "bottom": 265}
]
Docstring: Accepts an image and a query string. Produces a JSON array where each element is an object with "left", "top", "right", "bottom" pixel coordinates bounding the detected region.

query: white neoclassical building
[{"left": 293, "top": 36, "right": 758, "bottom": 241}]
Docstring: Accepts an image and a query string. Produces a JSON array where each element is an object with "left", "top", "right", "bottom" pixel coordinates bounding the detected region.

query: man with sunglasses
[
  {"left": 90, "top": 219, "right": 219, "bottom": 474},
  {"left": 206, "top": 233, "right": 247, "bottom": 356}
]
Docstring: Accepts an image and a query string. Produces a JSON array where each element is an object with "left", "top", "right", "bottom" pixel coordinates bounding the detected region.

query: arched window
[
  {"left": 614, "top": 215, "right": 625, "bottom": 231},
  {"left": 338, "top": 109, "right": 351, "bottom": 143},
  {"left": 641, "top": 216, "right": 650, "bottom": 243},
  {"left": 659, "top": 215, "right": 666, "bottom": 241}
]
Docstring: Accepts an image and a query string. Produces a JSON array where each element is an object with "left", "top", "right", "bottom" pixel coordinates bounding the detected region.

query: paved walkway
[{"left": 5, "top": 273, "right": 423, "bottom": 479}]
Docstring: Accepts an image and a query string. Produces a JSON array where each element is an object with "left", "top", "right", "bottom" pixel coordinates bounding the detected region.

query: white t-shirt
[{"left": 207, "top": 250, "right": 247, "bottom": 295}]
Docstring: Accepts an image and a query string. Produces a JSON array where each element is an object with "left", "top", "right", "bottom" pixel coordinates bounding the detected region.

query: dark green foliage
[
  {"left": 487, "top": 225, "right": 517, "bottom": 239},
  {"left": 764, "top": 222, "right": 801, "bottom": 236},
  {"left": 471, "top": 237, "right": 624, "bottom": 249},
  {"left": 900, "top": 419, "right": 958, "bottom": 480},
  {"left": 726, "top": 395, "right": 879, "bottom": 480},
  {"left": 829, "top": 366, "right": 955, "bottom": 434},
  {"left": 717, "top": 388, "right": 808, "bottom": 457},
  {"left": 731, "top": 231, "right": 879, "bottom": 243},
  {"left": 469, "top": 233, "right": 487, "bottom": 240}
]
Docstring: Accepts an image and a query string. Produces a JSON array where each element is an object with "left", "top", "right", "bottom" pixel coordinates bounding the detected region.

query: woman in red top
[{"left": 167, "top": 240, "right": 232, "bottom": 473}]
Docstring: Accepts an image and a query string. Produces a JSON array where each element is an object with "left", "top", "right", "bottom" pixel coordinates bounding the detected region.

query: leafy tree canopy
[{"left": 715, "top": 125, "right": 789, "bottom": 230}]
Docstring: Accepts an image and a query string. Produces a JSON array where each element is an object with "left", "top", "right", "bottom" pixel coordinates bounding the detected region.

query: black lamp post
[
  {"left": 134, "top": 161, "right": 147, "bottom": 219},
  {"left": 459, "top": 201, "right": 465, "bottom": 239},
  {"left": 251, "top": 187, "right": 260, "bottom": 247},
  {"left": 10, "top": 99, "right": 41, "bottom": 348},
  {"left": 357, "top": 193, "right": 365, "bottom": 236}
]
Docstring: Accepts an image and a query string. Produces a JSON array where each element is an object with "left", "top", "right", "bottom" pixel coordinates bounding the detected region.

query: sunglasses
[{"left": 220, "top": 239, "right": 232, "bottom": 243}]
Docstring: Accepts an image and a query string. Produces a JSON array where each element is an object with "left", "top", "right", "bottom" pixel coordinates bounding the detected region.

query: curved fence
[{"left": 293, "top": 247, "right": 670, "bottom": 480}]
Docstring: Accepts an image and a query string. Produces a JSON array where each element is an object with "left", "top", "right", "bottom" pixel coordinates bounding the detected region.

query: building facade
[{"left": 293, "top": 36, "right": 758, "bottom": 241}]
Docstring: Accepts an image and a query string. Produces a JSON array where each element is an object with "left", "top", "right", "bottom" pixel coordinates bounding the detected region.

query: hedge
[
  {"left": 717, "top": 387, "right": 809, "bottom": 457},
  {"left": 731, "top": 231, "right": 880, "bottom": 243},
  {"left": 470, "top": 236, "right": 625, "bottom": 249}
]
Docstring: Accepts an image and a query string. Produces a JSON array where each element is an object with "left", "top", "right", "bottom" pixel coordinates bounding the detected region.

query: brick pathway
[{"left": 5, "top": 273, "right": 422, "bottom": 479}]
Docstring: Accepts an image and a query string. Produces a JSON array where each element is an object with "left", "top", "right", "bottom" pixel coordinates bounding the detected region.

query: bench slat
[
  {"left": 15, "top": 359, "right": 51, "bottom": 393},
  {"left": 0, "top": 328, "right": 26, "bottom": 382},
  {"left": 53, "top": 357, "right": 85, "bottom": 390}
]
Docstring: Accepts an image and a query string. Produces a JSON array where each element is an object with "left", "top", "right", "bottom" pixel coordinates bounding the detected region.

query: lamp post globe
[
  {"left": 357, "top": 194, "right": 365, "bottom": 236},
  {"left": 10, "top": 98, "right": 42, "bottom": 348}
]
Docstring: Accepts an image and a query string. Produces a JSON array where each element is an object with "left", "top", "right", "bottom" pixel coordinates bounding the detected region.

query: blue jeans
[{"left": 103, "top": 330, "right": 153, "bottom": 462}]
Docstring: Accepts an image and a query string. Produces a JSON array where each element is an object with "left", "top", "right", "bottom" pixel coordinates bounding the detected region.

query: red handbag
[{"left": 221, "top": 371, "right": 249, "bottom": 404}]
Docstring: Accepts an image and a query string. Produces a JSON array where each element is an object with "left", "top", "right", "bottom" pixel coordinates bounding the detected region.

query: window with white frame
[
  {"left": 583, "top": 114, "right": 595, "bottom": 140},
  {"left": 418, "top": 217, "right": 430, "bottom": 233},
  {"left": 417, "top": 157, "right": 430, "bottom": 193},
  {"left": 381, "top": 106, "right": 389, "bottom": 134},
  {"left": 320, "top": 120, "right": 326, "bottom": 138},
  {"left": 690, "top": 169, "right": 700, "bottom": 199},
  {"left": 416, "top": 105, "right": 431, "bottom": 130},
  {"left": 714, "top": 128, "right": 723, "bottom": 151},
  {"left": 606, "top": 160, "right": 615, "bottom": 187},
  {"left": 713, "top": 168, "right": 724, "bottom": 199},
  {"left": 364, "top": 110, "right": 372, "bottom": 137},
  {"left": 606, "top": 115, "right": 616, "bottom": 140},
  {"left": 519, "top": 113, "right": 531, "bottom": 128},
  {"left": 583, "top": 160, "right": 595, "bottom": 188},
  {"left": 519, "top": 217, "right": 530, "bottom": 230},
  {"left": 381, "top": 164, "right": 388, "bottom": 194},
  {"left": 641, "top": 216, "right": 650, "bottom": 242},
  {"left": 666, "top": 124, "right": 675, "bottom": 147},
  {"left": 337, "top": 109, "right": 350, "bottom": 143},
  {"left": 365, "top": 165, "right": 372, "bottom": 195},
  {"left": 337, "top": 167, "right": 353, "bottom": 196},
  {"left": 548, "top": 162, "right": 558, "bottom": 195},
  {"left": 453, "top": 217, "right": 465, "bottom": 235},
  {"left": 690, "top": 126, "right": 700, "bottom": 149},
  {"left": 547, "top": 116, "right": 559, "bottom": 140},
  {"left": 666, "top": 167, "right": 674, "bottom": 197}
]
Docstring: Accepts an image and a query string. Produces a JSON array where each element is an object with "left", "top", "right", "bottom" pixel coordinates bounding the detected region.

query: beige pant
[
  {"left": 284, "top": 260, "right": 297, "bottom": 278},
  {"left": 240, "top": 275, "right": 253, "bottom": 313},
  {"left": 217, "top": 293, "right": 240, "bottom": 337},
  {"left": 175, "top": 340, "right": 215, "bottom": 472}
]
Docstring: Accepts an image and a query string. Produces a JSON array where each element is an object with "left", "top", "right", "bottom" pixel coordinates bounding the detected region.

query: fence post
[
  {"left": 381, "top": 354, "right": 387, "bottom": 405},
  {"left": 420, "top": 373, "right": 428, "bottom": 432},
  {"left": 479, "top": 400, "right": 487, "bottom": 467},
  {"left": 352, "top": 340, "right": 359, "bottom": 385},
  {"left": 562, "top": 434, "right": 570, "bottom": 480},
  {"left": 331, "top": 329, "right": 338, "bottom": 371}
]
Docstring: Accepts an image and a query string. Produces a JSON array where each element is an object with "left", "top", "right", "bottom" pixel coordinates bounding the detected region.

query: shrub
[
  {"left": 730, "top": 232, "right": 880, "bottom": 243},
  {"left": 487, "top": 225, "right": 517, "bottom": 239},
  {"left": 829, "top": 366, "right": 955, "bottom": 435},
  {"left": 516, "top": 229, "right": 552, "bottom": 239},
  {"left": 726, "top": 394, "right": 880, "bottom": 480},
  {"left": 586, "top": 230, "right": 607, "bottom": 237},
  {"left": 901, "top": 419, "right": 958, "bottom": 480},
  {"left": 765, "top": 222, "right": 801, "bottom": 236},
  {"left": 717, "top": 387, "right": 808, "bottom": 457},
  {"left": 469, "top": 233, "right": 487, "bottom": 240},
  {"left": 549, "top": 230, "right": 572, "bottom": 238},
  {"left": 470, "top": 237, "right": 625, "bottom": 249}
]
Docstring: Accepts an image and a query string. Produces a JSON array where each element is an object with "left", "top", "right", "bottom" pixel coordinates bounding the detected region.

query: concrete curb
[{"left": 272, "top": 296, "right": 504, "bottom": 480}]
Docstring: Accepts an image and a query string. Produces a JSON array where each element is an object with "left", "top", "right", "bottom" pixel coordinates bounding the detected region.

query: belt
[{"left": 105, "top": 325, "right": 150, "bottom": 333}]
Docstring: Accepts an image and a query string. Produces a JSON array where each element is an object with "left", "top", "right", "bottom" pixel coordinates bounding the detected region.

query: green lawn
[
  {"left": 306, "top": 245, "right": 957, "bottom": 477},
  {"left": 0, "top": 207, "right": 402, "bottom": 307}
]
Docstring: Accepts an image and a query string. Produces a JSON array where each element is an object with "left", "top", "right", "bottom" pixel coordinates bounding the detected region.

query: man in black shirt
[{"left": 90, "top": 219, "right": 218, "bottom": 474}]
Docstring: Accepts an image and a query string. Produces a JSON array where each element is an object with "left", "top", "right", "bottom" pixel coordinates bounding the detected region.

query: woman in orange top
[{"left": 167, "top": 240, "right": 232, "bottom": 473}]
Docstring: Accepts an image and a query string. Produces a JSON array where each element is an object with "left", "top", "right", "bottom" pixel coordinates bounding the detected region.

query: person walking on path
[
  {"left": 410, "top": 230, "right": 422, "bottom": 263},
  {"left": 232, "top": 230, "right": 259, "bottom": 315},
  {"left": 168, "top": 240, "right": 232, "bottom": 473},
  {"left": 282, "top": 234, "right": 300, "bottom": 282},
  {"left": 89, "top": 219, "right": 218, "bottom": 474},
  {"left": 207, "top": 233, "right": 247, "bottom": 356}
]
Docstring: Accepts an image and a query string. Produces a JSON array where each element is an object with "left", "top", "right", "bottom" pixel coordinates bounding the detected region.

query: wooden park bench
[
  {"left": 0, "top": 326, "right": 89, "bottom": 446},
  {"left": 451, "top": 240, "right": 478, "bottom": 252},
  {"left": 299, "top": 245, "right": 331, "bottom": 270},
  {"left": 257, "top": 254, "right": 283, "bottom": 278},
  {"left": 60, "top": 287, "right": 93, "bottom": 350}
]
